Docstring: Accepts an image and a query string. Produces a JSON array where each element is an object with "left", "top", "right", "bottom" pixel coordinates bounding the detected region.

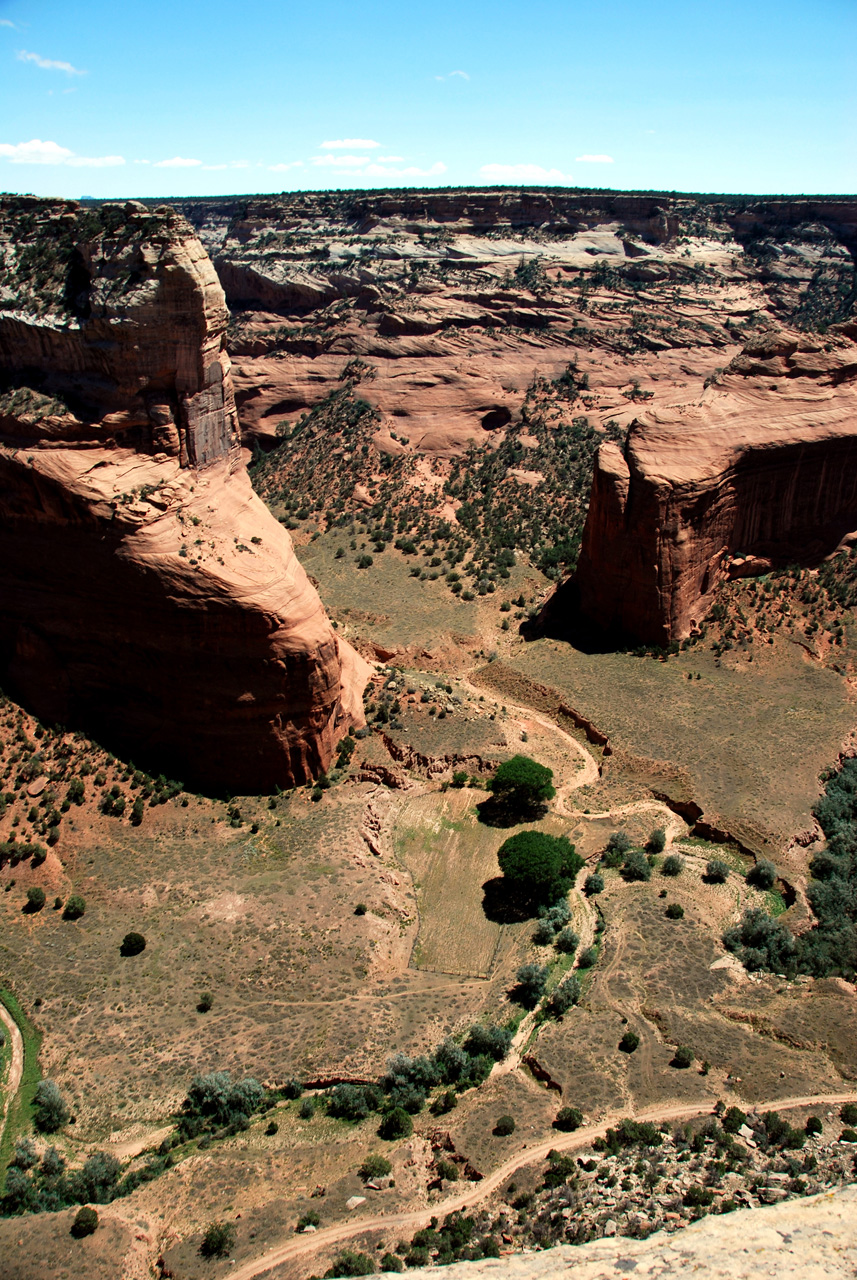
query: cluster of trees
[
  {"left": 1, "top": 1138, "right": 169, "bottom": 1217},
  {"left": 725, "top": 759, "right": 857, "bottom": 979},
  {"left": 325, "top": 1024, "right": 512, "bottom": 1131},
  {"left": 176, "top": 1071, "right": 267, "bottom": 1141},
  {"left": 498, "top": 831, "right": 582, "bottom": 907}
]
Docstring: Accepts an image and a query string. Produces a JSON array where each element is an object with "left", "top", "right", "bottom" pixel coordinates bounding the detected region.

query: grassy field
[
  {"left": 0, "top": 988, "right": 42, "bottom": 1179},
  {"left": 491, "top": 636, "right": 854, "bottom": 860}
]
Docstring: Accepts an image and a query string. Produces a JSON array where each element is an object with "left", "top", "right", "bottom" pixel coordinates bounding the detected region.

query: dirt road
[
  {"left": 229, "top": 1090, "right": 857, "bottom": 1280},
  {"left": 0, "top": 996, "right": 25, "bottom": 1150}
]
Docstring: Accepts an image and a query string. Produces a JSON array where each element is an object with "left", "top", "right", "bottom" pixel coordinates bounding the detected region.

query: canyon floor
[{"left": 1, "top": 189, "right": 856, "bottom": 1278}]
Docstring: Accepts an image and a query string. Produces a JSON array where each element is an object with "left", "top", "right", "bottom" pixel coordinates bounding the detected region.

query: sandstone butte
[
  {"left": 0, "top": 196, "right": 367, "bottom": 792},
  {"left": 576, "top": 323, "right": 857, "bottom": 646}
]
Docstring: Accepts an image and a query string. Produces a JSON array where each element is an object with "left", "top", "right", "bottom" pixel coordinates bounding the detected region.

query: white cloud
[
  {"left": 320, "top": 138, "right": 380, "bottom": 150},
  {"left": 575, "top": 153, "right": 614, "bottom": 163},
  {"left": 480, "top": 163, "right": 572, "bottom": 182},
  {"left": 17, "top": 49, "right": 86, "bottom": 74},
  {"left": 134, "top": 159, "right": 150, "bottom": 165},
  {"left": 435, "top": 69, "right": 470, "bottom": 81},
  {"left": 202, "top": 164, "right": 228, "bottom": 171},
  {"left": 268, "top": 160, "right": 304, "bottom": 172},
  {"left": 154, "top": 155, "right": 202, "bottom": 168},
  {"left": 1, "top": 18, "right": 18, "bottom": 28},
  {"left": 311, "top": 153, "right": 374, "bottom": 168},
  {"left": 378, "top": 155, "right": 404, "bottom": 162},
  {"left": 0, "top": 138, "right": 124, "bottom": 166}
]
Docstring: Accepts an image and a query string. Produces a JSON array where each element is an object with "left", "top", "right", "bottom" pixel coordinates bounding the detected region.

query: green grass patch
[{"left": 0, "top": 987, "right": 43, "bottom": 1181}]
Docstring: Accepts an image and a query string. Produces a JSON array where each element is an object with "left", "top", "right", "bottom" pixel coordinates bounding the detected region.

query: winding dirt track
[
  {"left": 0, "top": 998, "right": 25, "bottom": 1150},
  {"left": 230, "top": 1090, "right": 857, "bottom": 1280}
]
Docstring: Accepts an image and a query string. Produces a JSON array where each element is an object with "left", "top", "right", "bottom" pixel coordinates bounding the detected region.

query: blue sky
[{"left": 0, "top": 0, "right": 854, "bottom": 198}]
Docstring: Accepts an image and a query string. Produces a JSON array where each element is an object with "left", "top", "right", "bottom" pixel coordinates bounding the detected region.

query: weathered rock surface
[
  {"left": 403, "top": 1185, "right": 857, "bottom": 1280},
  {"left": 576, "top": 329, "right": 857, "bottom": 645},
  {"left": 0, "top": 197, "right": 366, "bottom": 790}
]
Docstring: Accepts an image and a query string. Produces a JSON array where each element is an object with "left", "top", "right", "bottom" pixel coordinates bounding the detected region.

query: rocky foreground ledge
[{"left": 403, "top": 1186, "right": 856, "bottom": 1280}]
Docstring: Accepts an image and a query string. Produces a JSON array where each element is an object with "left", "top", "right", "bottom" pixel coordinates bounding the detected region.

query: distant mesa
[
  {"left": 576, "top": 325, "right": 857, "bottom": 646},
  {"left": 0, "top": 196, "right": 367, "bottom": 791}
]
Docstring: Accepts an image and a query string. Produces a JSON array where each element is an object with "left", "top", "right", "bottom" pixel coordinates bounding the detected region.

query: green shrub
[
  {"left": 805, "top": 1115, "right": 823, "bottom": 1136},
  {"left": 25, "top": 886, "right": 46, "bottom": 912},
  {"left": 33, "top": 1080, "right": 70, "bottom": 1133},
  {"left": 622, "top": 850, "right": 651, "bottom": 882},
  {"left": 200, "top": 1221, "right": 235, "bottom": 1259},
  {"left": 647, "top": 827, "right": 667, "bottom": 854},
  {"left": 747, "top": 858, "right": 777, "bottom": 890},
  {"left": 381, "top": 1253, "right": 405, "bottom": 1271},
  {"left": 326, "top": 1251, "right": 376, "bottom": 1277},
  {"left": 661, "top": 854, "right": 684, "bottom": 876},
  {"left": 584, "top": 872, "right": 604, "bottom": 895},
  {"left": 62, "top": 894, "right": 85, "bottom": 920},
  {"left": 379, "top": 1107, "right": 413, "bottom": 1140},
  {"left": 705, "top": 859, "right": 730, "bottom": 882},
  {"left": 494, "top": 1114, "right": 515, "bottom": 1136},
  {"left": 120, "top": 931, "right": 146, "bottom": 957},
  {"left": 683, "top": 1185, "right": 714, "bottom": 1207},
  {"left": 619, "top": 1030, "right": 639, "bottom": 1053},
  {"left": 549, "top": 974, "right": 581, "bottom": 1014},
  {"left": 665, "top": 902, "right": 685, "bottom": 919},
  {"left": 722, "top": 1106, "right": 747, "bottom": 1133},
  {"left": 554, "top": 1106, "right": 583, "bottom": 1131},
  {"left": 841, "top": 1103, "right": 857, "bottom": 1126},
  {"left": 840, "top": 1128, "right": 857, "bottom": 1143},
  {"left": 70, "top": 1206, "right": 98, "bottom": 1237},
  {"left": 512, "top": 963, "right": 549, "bottom": 1008},
  {"left": 359, "top": 1154, "right": 392, "bottom": 1180},
  {"left": 554, "top": 926, "right": 579, "bottom": 954},
  {"left": 297, "top": 1210, "right": 320, "bottom": 1231},
  {"left": 671, "top": 1045, "right": 694, "bottom": 1069},
  {"left": 577, "top": 946, "right": 598, "bottom": 968}
]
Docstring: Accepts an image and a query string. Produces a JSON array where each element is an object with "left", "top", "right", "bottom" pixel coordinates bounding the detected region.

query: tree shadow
[
  {"left": 476, "top": 797, "right": 548, "bottom": 829},
  {"left": 481, "top": 876, "right": 535, "bottom": 925}
]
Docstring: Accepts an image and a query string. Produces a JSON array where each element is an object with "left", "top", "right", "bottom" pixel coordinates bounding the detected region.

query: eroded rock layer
[
  {"left": 576, "top": 326, "right": 857, "bottom": 645},
  {"left": 0, "top": 197, "right": 366, "bottom": 790}
]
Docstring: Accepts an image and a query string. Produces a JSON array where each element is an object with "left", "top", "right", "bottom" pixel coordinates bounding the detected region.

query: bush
[
  {"left": 723, "top": 907, "right": 795, "bottom": 974},
  {"left": 619, "top": 1030, "right": 639, "bottom": 1053},
  {"left": 805, "top": 1115, "right": 823, "bottom": 1136},
  {"left": 494, "top": 1114, "right": 515, "bottom": 1136},
  {"left": 359, "top": 1154, "right": 392, "bottom": 1181},
  {"left": 661, "top": 854, "right": 684, "bottom": 876},
  {"left": 602, "top": 830, "right": 632, "bottom": 866},
  {"left": 33, "top": 1080, "right": 70, "bottom": 1133},
  {"left": 647, "top": 827, "right": 667, "bottom": 854},
  {"left": 554, "top": 1106, "right": 583, "bottom": 1131},
  {"left": 379, "top": 1107, "right": 413, "bottom": 1140},
  {"left": 684, "top": 1185, "right": 714, "bottom": 1207},
  {"left": 200, "top": 1221, "right": 235, "bottom": 1259},
  {"left": 548, "top": 974, "right": 580, "bottom": 1015},
  {"left": 722, "top": 1106, "right": 747, "bottom": 1133},
  {"left": 356, "top": 554, "right": 373, "bottom": 569},
  {"left": 70, "top": 1206, "right": 98, "bottom": 1238},
  {"left": 488, "top": 755, "right": 555, "bottom": 813},
  {"left": 297, "top": 1210, "right": 320, "bottom": 1231},
  {"left": 435, "top": 1158, "right": 459, "bottom": 1181},
  {"left": 196, "top": 992, "right": 213, "bottom": 1013},
  {"left": 62, "top": 894, "right": 85, "bottom": 920},
  {"left": 381, "top": 1253, "right": 405, "bottom": 1271},
  {"left": 705, "top": 859, "right": 730, "bottom": 883},
  {"left": 497, "top": 831, "right": 581, "bottom": 905},
  {"left": 747, "top": 858, "right": 777, "bottom": 890},
  {"left": 671, "top": 1045, "right": 694, "bottom": 1069},
  {"left": 622, "top": 850, "right": 651, "bottom": 882},
  {"left": 179, "top": 1071, "right": 265, "bottom": 1136},
  {"left": 328, "top": 1084, "right": 374, "bottom": 1122},
  {"left": 666, "top": 902, "right": 685, "bottom": 919},
  {"left": 25, "top": 886, "right": 46, "bottom": 912},
  {"left": 299, "top": 1098, "right": 315, "bottom": 1120},
  {"left": 120, "top": 931, "right": 146, "bottom": 957},
  {"left": 840, "top": 1128, "right": 857, "bottom": 1143},
  {"left": 554, "top": 927, "right": 579, "bottom": 954},
  {"left": 577, "top": 946, "right": 598, "bottom": 968},
  {"left": 265, "top": 1120, "right": 279, "bottom": 1135},
  {"left": 512, "top": 963, "right": 549, "bottom": 1008},
  {"left": 584, "top": 872, "right": 604, "bottom": 896},
  {"left": 841, "top": 1103, "right": 857, "bottom": 1126}
]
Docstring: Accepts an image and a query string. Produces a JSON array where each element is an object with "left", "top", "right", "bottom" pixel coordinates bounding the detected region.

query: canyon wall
[
  {"left": 0, "top": 197, "right": 366, "bottom": 791},
  {"left": 576, "top": 326, "right": 857, "bottom": 645}
]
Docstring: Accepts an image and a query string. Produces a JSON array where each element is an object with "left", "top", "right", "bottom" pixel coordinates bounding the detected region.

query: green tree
[
  {"left": 647, "top": 827, "right": 667, "bottom": 854},
  {"left": 622, "top": 850, "right": 651, "bottom": 882},
  {"left": 666, "top": 902, "right": 685, "bottom": 919},
  {"left": 705, "top": 859, "right": 730, "bottom": 883},
  {"left": 494, "top": 1115, "right": 515, "bottom": 1136},
  {"left": 584, "top": 872, "right": 604, "bottom": 895},
  {"left": 326, "top": 1250, "right": 376, "bottom": 1277},
  {"left": 554, "top": 1106, "right": 583, "bottom": 1131},
  {"left": 672, "top": 1045, "right": 694, "bottom": 1069},
  {"left": 747, "top": 858, "right": 777, "bottom": 890},
  {"left": 512, "top": 963, "right": 549, "bottom": 1008},
  {"left": 497, "top": 831, "right": 581, "bottom": 905},
  {"left": 25, "top": 886, "right": 46, "bottom": 912},
  {"left": 619, "top": 1030, "right": 640, "bottom": 1053},
  {"left": 488, "top": 755, "right": 555, "bottom": 815},
  {"left": 661, "top": 854, "right": 684, "bottom": 876}
]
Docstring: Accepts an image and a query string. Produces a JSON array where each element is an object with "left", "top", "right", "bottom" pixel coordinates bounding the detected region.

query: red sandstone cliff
[
  {"left": 0, "top": 197, "right": 367, "bottom": 791},
  {"left": 576, "top": 327, "right": 857, "bottom": 645}
]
